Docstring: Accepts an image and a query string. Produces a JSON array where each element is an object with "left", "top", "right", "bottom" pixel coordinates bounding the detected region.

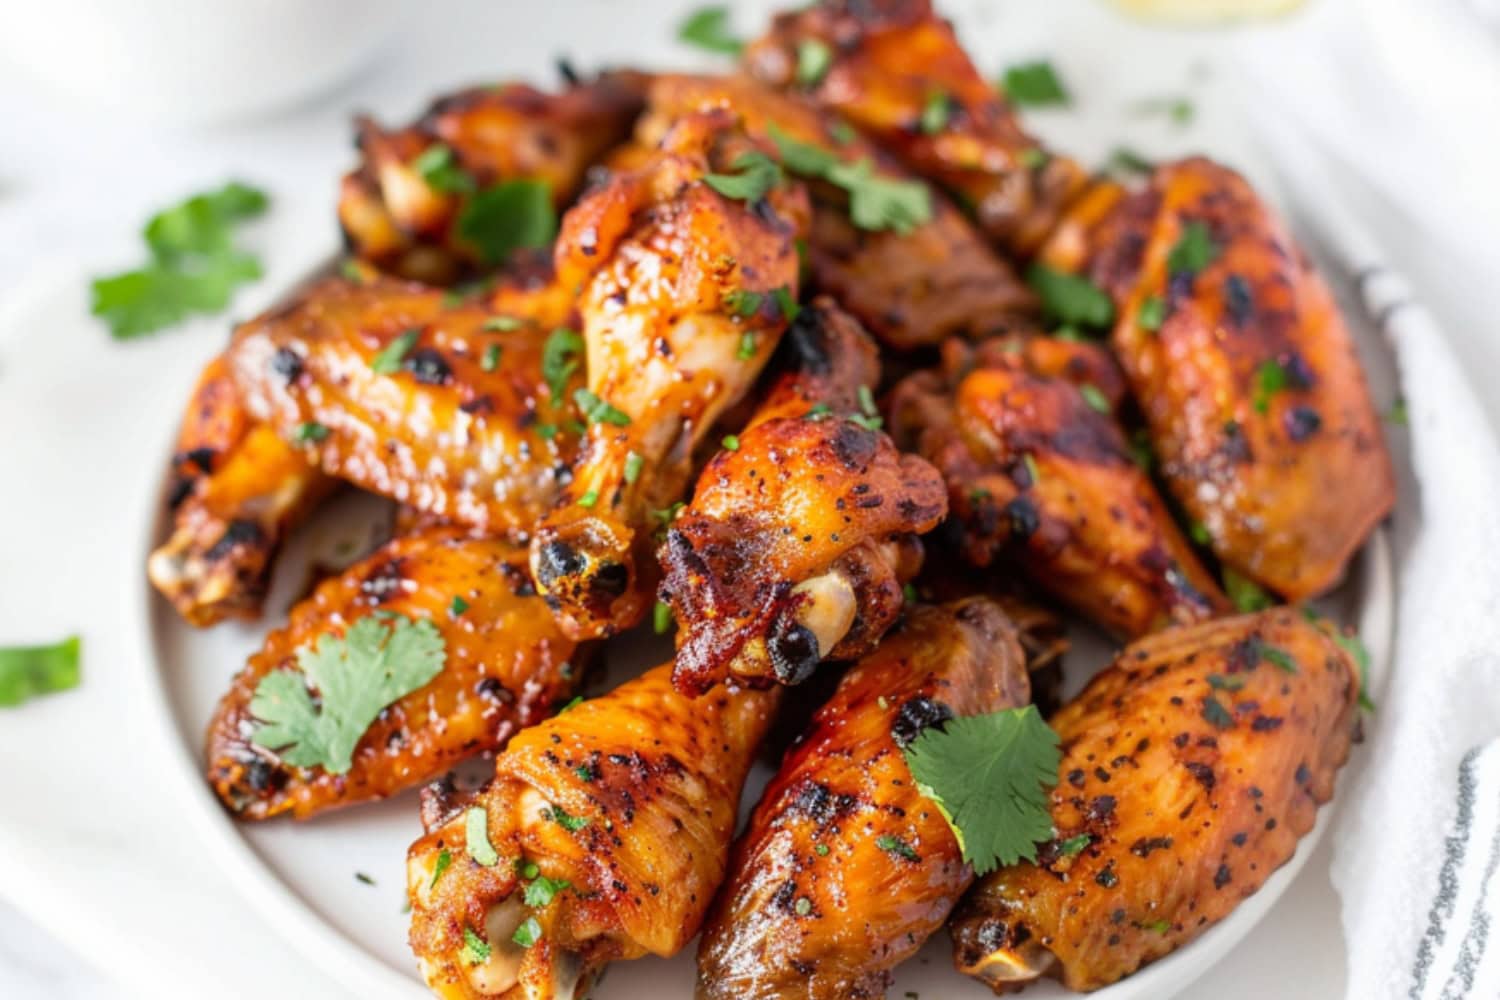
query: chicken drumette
[{"left": 661, "top": 298, "right": 946, "bottom": 695}]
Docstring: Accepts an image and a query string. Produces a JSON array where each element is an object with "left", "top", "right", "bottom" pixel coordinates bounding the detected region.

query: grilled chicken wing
[
  {"left": 951, "top": 608, "right": 1361, "bottom": 992},
  {"left": 698, "top": 597, "right": 1029, "bottom": 999},
  {"left": 527, "top": 110, "right": 811, "bottom": 640},
  {"left": 148, "top": 354, "right": 332, "bottom": 626},
  {"left": 745, "top": 0, "right": 1087, "bottom": 257},
  {"left": 661, "top": 298, "right": 946, "bottom": 695},
  {"left": 1041, "top": 157, "right": 1395, "bottom": 600},
  {"left": 890, "top": 345, "right": 1227, "bottom": 639},
  {"left": 228, "top": 273, "right": 583, "bottom": 536},
  {"left": 206, "top": 525, "right": 578, "bottom": 820},
  {"left": 339, "top": 72, "right": 648, "bottom": 283},
  {"left": 639, "top": 74, "right": 1035, "bottom": 350},
  {"left": 406, "top": 663, "right": 777, "bottom": 998}
]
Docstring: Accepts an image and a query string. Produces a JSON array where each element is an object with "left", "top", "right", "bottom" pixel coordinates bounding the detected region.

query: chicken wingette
[
  {"left": 206, "top": 525, "right": 578, "bottom": 819},
  {"left": 890, "top": 342, "right": 1228, "bottom": 639},
  {"left": 638, "top": 74, "right": 1035, "bottom": 350},
  {"left": 1039, "top": 156, "right": 1395, "bottom": 600},
  {"left": 697, "top": 597, "right": 1030, "bottom": 999},
  {"left": 950, "top": 608, "right": 1362, "bottom": 992},
  {"left": 406, "top": 663, "right": 778, "bottom": 999},
  {"left": 148, "top": 354, "right": 332, "bottom": 626},
  {"left": 527, "top": 109, "right": 811, "bottom": 640},
  {"left": 339, "top": 72, "right": 648, "bottom": 283},
  {"left": 227, "top": 273, "right": 583, "bottom": 536},
  {"left": 745, "top": 0, "right": 1087, "bottom": 257},
  {"left": 661, "top": 297, "right": 946, "bottom": 695}
]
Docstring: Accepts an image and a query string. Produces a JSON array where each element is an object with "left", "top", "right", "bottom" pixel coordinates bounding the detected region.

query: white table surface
[{"left": 1, "top": 2, "right": 1491, "bottom": 998}]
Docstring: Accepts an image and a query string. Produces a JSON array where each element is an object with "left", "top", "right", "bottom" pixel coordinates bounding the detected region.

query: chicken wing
[
  {"left": 890, "top": 345, "right": 1227, "bottom": 639},
  {"left": 1041, "top": 157, "right": 1395, "bottom": 600},
  {"left": 406, "top": 663, "right": 777, "bottom": 998},
  {"left": 339, "top": 72, "right": 648, "bottom": 283},
  {"left": 148, "top": 354, "right": 332, "bottom": 626},
  {"left": 639, "top": 74, "right": 1035, "bottom": 350},
  {"left": 661, "top": 298, "right": 947, "bottom": 695},
  {"left": 697, "top": 597, "right": 1029, "bottom": 999},
  {"left": 950, "top": 608, "right": 1361, "bottom": 992},
  {"left": 206, "top": 525, "right": 579, "bottom": 820},
  {"left": 527, "top": 109, "right": 811, "bottom": 639},
  {"left": 228, "top": 273, "right": 583, "bottom": 536},
  {"left": 745, "top": 0, "right": 1087, "bottom": 257}
]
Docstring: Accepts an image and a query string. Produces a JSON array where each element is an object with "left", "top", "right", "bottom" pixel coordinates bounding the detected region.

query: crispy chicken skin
[
  {"left": 228, "top": 273, "right": 583, "bottom": 536},
  {"left": 407, "top": 663, "right": 778, "bottom": 999},
  {"left": 890, "top": 346, "right": 1228, "bottom": 639},
  {"left": 1045, "top": 157, "right": 1395, "bottom": 600},
  {"left": 640, "top": 74, "right": 1035, "bottom": 350},
  {"left": 745, "top": 0, "right": 1088, "bottom": 257},
  {"left": 527, "top": 110, "right": 811, "bottom": 640},
  {"left": 950, "top": 609, "right": 1361, "bottom": 992},
  {"left": 206, "top": 526, "right": 578, "bottom": 820},
  {"left": 338, "top": 72, "right": 648, "bottom": 283},
  {"left": 661, "top": 298, "right": 946, "bottom": 695},
  {"left": 148, "top": 354, "right": 332, "bottom": 626},
  {"left": 697, "top": 598, "right": 1030, "bottom": 1000}
]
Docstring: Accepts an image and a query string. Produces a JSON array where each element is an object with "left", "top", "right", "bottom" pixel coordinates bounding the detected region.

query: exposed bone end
[
  {"left": 529, "top": 513, "right": 643, "bottom": 639},
  {"left": 953, "top": 932, "right": 1057, "bottom": 990},
  {"left": 463, "top": 896, "right": 529, "bottom": 995},
  {"left": 790, "top": 572, "right": 857, "bottom": 658}
]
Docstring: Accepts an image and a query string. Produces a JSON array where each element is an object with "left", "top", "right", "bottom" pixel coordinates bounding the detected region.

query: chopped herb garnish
[
  {"left": 1189, "top": 521, "right": 1211, "bottom": 546},
  {"left": 704, "top": 152, "right": 783, "bottom": 203},
  {"left": 722, "top": 434, "right": 740, "bottom": 452},
  {"left": 828, "top": 157, "right": 931, "bottom": 234},
  {"left": 654, "top": 601, "right": 674, "bottom": 634},
  {"left": 1253, "top": 359, "right": 1289, "bottom": 414},
  {"left": 814, "top": 843, "right": 831, "bottom": 857},
  {"left": 542, "top": 327, "right": 584, "bottom": 400},
  {"left": 1325, "top": 626, "right": 1376, "bottom": 712},
  {"left": 768, "top": 123, "right": 840, "bottom": 176},
  {"left": 1026, "top": 264, "right": 1114, "bottom": 329},
  {"left": 1057, "top": 833, "right": 1092, "bottom": 856},
  {"left": 574, "top": 388, "right": 631, "bottom": 427},
  {"left": 293, "top": 421, "right": 329, "bottom": 444},
  {"left": 772, "top": 286, "right": 800, "bottom": 322},
  {"left": 796, "top": 39, "right": 834, "bottom": 87},
  {"left": 903, "top": 705, "right": 1061, "bottom": 872},
  {"left": 354, "top": 871, "right": 376, "bottom": 886},
  {"left": 483, "top": 315, "right": 524, "bottom": 332},
  {"left": 577, "top": 489, "right": 599, "bottom": 508},
  {"left": 1080, "top": 384, "right": 1110, "bottom": 414},
  {"left": 1001, "top": 60, "right": 1069, "bottom": 107},
  {"left": 91, "top": 182, "right": 269, "bottom": 340},
  {"left": 457, "top": 179, "right": 557, "bottom": 264},
  {"left": 1224, "top": 569, "right": 1274, "bottom": 613},
  {"left": 652, "top": 502, "right": 684, "bottom": 528},
  {"left": 516, "top": 859, "right": 540, "bottom": 880},
  {"left": 465, "top": 806, "right": 499, "bottom": 866},
  {"left": 523, "top": 875, "right": 572, "bottom": 908},
  {"left": 1133, "top": 95, "right": 1195, "bottom": 125},
  {"left": 1167, "top": 221, "right": 1218, "bottom": 278},
  {"left": 830, "top": 120, "right": 857, "bottom": 145},
  {"left": 920, "top": 90, "right": 951, "bottom": 134},
  {"left": 677, "top": 5, "right": 743, "bottom": 55},
  {"left": 724, "top": 288, "right": 764, "bottom": 317},
  {"left": 429, "top": 848, "right": 452, "bottom": 889},
  {"left": 1137, "top": 295, "right": 1166, "bottom": 331},
  {"left": 1108, "top": 146, "right": 1155, "bottom": 175},
  {"left": 545, "top": 805, "right": 590, "bottom": 832},
  {"left": 575, "top": 765, "right": 595, "bottom": 783},
  {"left": 450, "top": 595, "right": 470, "bottom": 617},
  {"left": 1018, "top": 147, "right": 1050, "bottom": 169},
  {"left": 412, "top": 143, "right": 476, "bottom": 195},
  {"left": 1258, "top": 642, "right": 1298, "bottom": 674},
  {"left": 340, "top": 259, "right": 365, "bottom": 283},
  {"left": 249, "top": 613, "right": 445, "bottom": 774},
  {"left": 481, "top": 343, "right": 502, "bottom": 372},
  {"left": 804, "top": 403, "right": 833, "bottom": 421},
  {"left": 1023, "top": 453, "right": 1042, "bottom": 486},
  {"left": 623, "top": 451, "right": 643, "bottom": 484},
  {"left": 1386, "top": 397, "right": 1408, "bottom": 426},
  {"left": 794, "top": 896, "right": 813, "bottom": 916},
  {"left": 737, "top": 330, "right": 757, "bottom": 360},
  {"left": 1139, "top": 918, "right": 1171, "bottom": 934},
  {"left": 0, "top": 636, "right": 81, "bottom": 707},
  {"left": 511, "top": 916, "right": 542, "bottom": 949},
  {"left": 462, "top": 927, "right": 492, "bottom": 965},
  {"left": 371, "top": 329, "right": 420, "bottom": 374},
  {"left": 903, "top": 582, "right": 919, "bottom": 605},
  {"left": 1128, "top": 428, "right": 1155, "bottom": 471},
  {"left": 1202, "top": 695, "right": 1235, "bottom": 730},
  {"left": 876, "top": 834, "right": 921, "bottom": 862},
  {"left": 1207, "top": 673, "right": 1247, "bottom": 692}
]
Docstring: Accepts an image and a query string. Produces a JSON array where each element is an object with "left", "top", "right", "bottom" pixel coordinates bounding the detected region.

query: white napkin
[{"left": 1233, "top": 4, "right": 1500, "bottom": 996}]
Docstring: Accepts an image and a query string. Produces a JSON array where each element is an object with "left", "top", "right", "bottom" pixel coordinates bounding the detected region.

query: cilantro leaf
[
  {"left": 249, "top": 613, "right": 446, "bottom": 774},
  {"left": 429, "top": 848, "right": 452, "bottom": 889},
  {"left": 1137, "top": 295, "right": 1166, "bottom": 331},
  {"left": 542, "top": 327, "right": 584, "bottom": 400},
  {"left": 144, "top": 182, "right": 268, "bottom": 262},
  {"left": 827, "top": 158, "right": 930, "bottom": 234},
  {"left": 677, "top": 5, "right": 742, "bottom": 55},
  {"left": 1167, "top": 220, "right": 1218, "bottom": 277},
  {"left": 903, "top": 705, "right": 1061, "bottom": 873},
  {"left": 1026, "top": 264, "right": 1114, "bottom": 329},
  {"left": 512, "top": 916, "right": 542, "bottom": 948},
  {"left": 458, "top": 179, "right": 557, "bottom": 264},
  {"left": 1001, "top": 61, "right": 1069, "bottom": 107},
  {"left": 466, "top": 806, "right": 499, "bottom": 866},
  {"left": 920, "top": 90, "right": 952, "bottom": 134},
  {"left": 573, "top": 388, "right": 631, "bottom": 427},
  {"left": 704, "top": 152, "right": 783, "bottom": 203},
  {"left": 462, "top": 927, "right": 491, "bottom": 965},
  {"left": 1224, "top": 568, "right": 1274, "bottom": 612},
  {"left": 0, "top": 635, "right": 81, "bottom": 707},
  {"left": 1108, "top": 146, "right": 1155, "bottom": 176},
  {"left": 767, "top": 123, "right": 839, "bottom": 176},
  {"left": 412, "top": 144, "right": 476, "bottom": 195},
  {"left": 796, "top": 39, "right": 834, "bottom": 87},
  {"left": 522, "top": 875, "right": 572, "bottom": 908},
  {"left": 1079, "top": 384, "right": 1111, "bottom": 414}
]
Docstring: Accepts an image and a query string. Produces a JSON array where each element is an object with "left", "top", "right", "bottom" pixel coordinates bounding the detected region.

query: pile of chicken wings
[{"left": 150, "top": 2, "right": 1395, "bottom": 997}]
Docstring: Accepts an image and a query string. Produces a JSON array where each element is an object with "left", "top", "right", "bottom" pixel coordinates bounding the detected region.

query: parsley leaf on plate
[
  {"left": 1026, "top": 264, "right": 1115, "bottom": 329},
  {"left": 1001, "top": 60, "right": 1069, "bottom": 107},
  {"left": 0, "top": 635, "right": 81, "bottom": 707},
  {"left": 903, "top": 705, "right": 1061, "bottom": 873},
  {"left": 678, "top": 5, "right": 743, "bottom": 55},
  {"left": 249, "top": 613, "right": 446, "bottom": 774},
  {"left": 458, "top": 179, "right": 557, "bottom": 264}
]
